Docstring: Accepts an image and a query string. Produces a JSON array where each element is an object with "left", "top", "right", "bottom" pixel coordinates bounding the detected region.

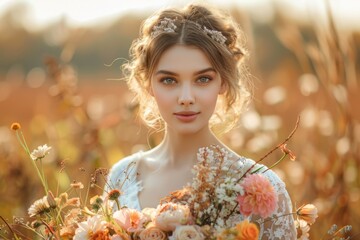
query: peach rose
[
  {"left": 142, "top": 208, "right": 157, "bottom": 221},
  {"left": 169, "top": 225, "right": 205, "bottom": 240},
  {"left": 297, "top": 204, "right": 318, "bottom": 225},
  {"left": 139, "top": 224, "right": 167, "bottom": 240},
  {"left": 59, "top": 225, "right": 75, "bottom": 238},
  {"left": 113, "top": 208, "right": 147, "bottom": 232},
  {"left": 153, "top": 203, "right": 192, "bottom": 232},
  {"left": 236, "top": 220, "right": 259, "bottom": 240},
  {"left": 111, "top": 233, "right": 132, "bottom": 240}
]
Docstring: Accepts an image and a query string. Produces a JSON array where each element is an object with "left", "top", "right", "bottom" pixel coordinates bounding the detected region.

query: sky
[{"left": 0, "top": 0, "right": 359, "bottom": 32}]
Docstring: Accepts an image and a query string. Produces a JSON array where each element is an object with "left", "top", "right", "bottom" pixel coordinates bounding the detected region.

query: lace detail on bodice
[
  {"left": 227, "top": 158, "right": 297, "bottom": 239},
  {"left": 106, "top": 152, "right": 296, "bottom": 239}
]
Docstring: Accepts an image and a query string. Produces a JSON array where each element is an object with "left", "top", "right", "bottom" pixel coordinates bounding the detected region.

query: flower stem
[
  {"left": 15, "top": 130, "right": 48, "bottom": 194},
  {"left": 39, "top": 158, "right": 49, "bottom": 193},
  {"left": 115, "top": 198, "right": 121, "bottom": 211},
  {"left": 262, "top": 153, "right": 287, "bottom": 174},
  {"left": 41, "top": 220, "right": 60, "bottom": 240},
  {"left": 237, "top": 116, "right": 300, "bottom": 183},
  {"left": 0, "top": 216, "right": 20, "bottom": 240},
  {"left": 258, "top": 212, "right": 296, "bottom": 225}
]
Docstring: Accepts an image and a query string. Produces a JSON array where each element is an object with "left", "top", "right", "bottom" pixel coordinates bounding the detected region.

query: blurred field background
[{"left": 0, "top": 0, "right": 359, "bottom": 238}]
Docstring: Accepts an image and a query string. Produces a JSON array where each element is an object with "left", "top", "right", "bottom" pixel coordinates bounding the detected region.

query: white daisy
[
  {"left": 28, "top": 196, "right": 50, "bottom": 217},
  {"left": 30, "top": 144, "right": 52, "bottom": 160}
]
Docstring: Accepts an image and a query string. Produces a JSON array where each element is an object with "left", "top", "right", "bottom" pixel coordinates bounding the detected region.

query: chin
[{"left": 169, "top": 124, "right": 208, "bottom": 136}]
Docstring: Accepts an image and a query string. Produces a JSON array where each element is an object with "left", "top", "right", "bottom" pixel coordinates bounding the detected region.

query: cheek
[
  {"left": 200, "top": 88, "right": 220, "bottom": 106},
  {"left": 152, "top": 90, "right": 174, "bottom": 111}
]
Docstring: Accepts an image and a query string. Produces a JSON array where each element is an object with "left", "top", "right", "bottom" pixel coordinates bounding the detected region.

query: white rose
[{"left": 153, "top": 203, "right": 192, "bottom": 232}]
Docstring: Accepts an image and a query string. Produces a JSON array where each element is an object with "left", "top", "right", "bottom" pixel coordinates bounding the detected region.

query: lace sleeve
[
  {"left": 251, "top": 168, "right": 297, "bottom": 240},
  {"left": 104, "top": 153, "right": 142, "bottom": 210}
]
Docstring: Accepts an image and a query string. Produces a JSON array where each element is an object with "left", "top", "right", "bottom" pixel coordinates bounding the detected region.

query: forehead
[{"left": 154, "top": 44, "right": 213, "bottom": 73}]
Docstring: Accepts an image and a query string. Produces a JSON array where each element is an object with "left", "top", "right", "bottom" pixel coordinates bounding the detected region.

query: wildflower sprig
[
  {"left": 247, "top": 116, "right": 300, "bottom": 177},
  {"left": 11, "top": 123, "right": 49, "bottom": 194},
  {"left": 10, "top": 122, "right": 72, "bottom": 239},
  {"left": 321, "top": 224, "right": 353, "bottom": 240}
]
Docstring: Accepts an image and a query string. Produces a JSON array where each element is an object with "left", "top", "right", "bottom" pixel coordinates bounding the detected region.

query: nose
[{"left": 178, "top": 83, "right": 195, "bottom": 106}]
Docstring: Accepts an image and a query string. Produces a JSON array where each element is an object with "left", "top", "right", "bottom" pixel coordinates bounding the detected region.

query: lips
[{"left": 173, "top": 111, "right": 200, "bottom": 122}]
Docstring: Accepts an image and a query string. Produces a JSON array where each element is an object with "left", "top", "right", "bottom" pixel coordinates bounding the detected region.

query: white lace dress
[{"left": 106, "top": 151, "right": 297, "bottom": 240}]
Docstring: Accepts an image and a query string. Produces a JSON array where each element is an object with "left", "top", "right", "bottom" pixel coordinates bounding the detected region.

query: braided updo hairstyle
[{"left": 123, "top": 4, "right": 251, "bottom": 133}]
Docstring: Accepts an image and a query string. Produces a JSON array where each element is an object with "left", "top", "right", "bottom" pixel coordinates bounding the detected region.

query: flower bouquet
[{"left": 1, "top": 122, "right": 353, "bottom": 240}]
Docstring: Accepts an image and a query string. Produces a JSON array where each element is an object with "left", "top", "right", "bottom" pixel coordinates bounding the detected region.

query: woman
[{"left": 106, "top": 4, "right": 296, "bottom": 239}]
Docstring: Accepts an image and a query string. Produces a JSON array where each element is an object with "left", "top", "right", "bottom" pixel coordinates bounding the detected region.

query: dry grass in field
[{"left": 0, "top": 4, "right": 359, "bottom": 238}]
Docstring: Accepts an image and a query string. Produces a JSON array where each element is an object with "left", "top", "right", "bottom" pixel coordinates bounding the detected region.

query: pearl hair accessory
[
  {"left": 151, "top": 17, "right": 178, "bottom": 37},
  {"left": 151, "top": 17, "right": 227, "bottom": 46}
]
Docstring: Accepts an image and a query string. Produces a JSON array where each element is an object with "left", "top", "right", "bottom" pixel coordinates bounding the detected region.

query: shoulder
[
  {"left": 107, "top": 152, "right": 142, "bottom": 185},
  {"left": 241, "top": 157, "right": 294, "bottom": 214},
  {"left": 110, "top": 152, "right": 141, "bottom": 173},
  {"left": 110, "top": 152, "right": 141, "bottom": 172},
  {"left": 241, "top": 157, "right": 286, "bottom": 190}
]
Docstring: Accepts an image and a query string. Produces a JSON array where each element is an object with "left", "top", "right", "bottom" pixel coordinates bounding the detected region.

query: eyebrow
[{"left": 154, "top": 67, "right": 216, "bottom": 76}]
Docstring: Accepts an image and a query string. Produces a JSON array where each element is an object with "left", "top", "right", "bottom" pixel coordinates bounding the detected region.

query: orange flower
[
  {"left": 280, "top": 144, "right": 296, "bottom": 161},
  {"left": 11, "top": 122, "right": 21, "bottom": 131},
  {"left": 236, "top": 220, "right": 259, "bottom": 240},
  {"left": 297, "top": 204, "right": 318, "bottom": 225},
  {"left": 91, "top": 229, "right": 111, "bottom": 240},
  {"left": 108, "top": 189, "right": 121, "bottom": 200}
]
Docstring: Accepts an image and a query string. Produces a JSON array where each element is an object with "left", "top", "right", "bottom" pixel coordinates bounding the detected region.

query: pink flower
[
  {"left": 237, "top": 174, "right": 278, "bottom": 218},
  {"left": 113, "top": 208, "right": 147, "bottom": 232}
]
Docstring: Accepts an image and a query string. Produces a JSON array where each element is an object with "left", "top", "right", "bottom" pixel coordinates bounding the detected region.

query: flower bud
[
  {"left": 108, "top": 189, "right": 121, "bottom": 200},
  {"left": 297, "top": 204, "right": 318, "bottom": 225},
  {"left": 11, "top": 122, "right": 21, "bottom": 131},
  {"left": 47, "top": 191, "right": 57, "bottom": 209}
]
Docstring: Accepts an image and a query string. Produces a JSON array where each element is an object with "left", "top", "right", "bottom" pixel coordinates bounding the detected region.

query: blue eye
[
  {"left": 197, "top": 76, "right": 211, "bottom": 84},
  {"left": 160, "top": 78, "right": 177, "bottom": 85}
]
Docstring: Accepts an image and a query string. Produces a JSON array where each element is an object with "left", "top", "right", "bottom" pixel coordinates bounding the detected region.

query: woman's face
[{"left": 150, "top": 44, "right": 224, "bottom": 135}]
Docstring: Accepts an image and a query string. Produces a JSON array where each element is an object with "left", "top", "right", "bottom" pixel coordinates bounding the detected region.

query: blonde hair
[{"left": 123, "top": 4, "right": 251, "bottom": 133}]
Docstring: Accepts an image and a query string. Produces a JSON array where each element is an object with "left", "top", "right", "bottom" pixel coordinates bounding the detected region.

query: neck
[{"left": 155, "top": 126, "right": 222, "bottom": 168}]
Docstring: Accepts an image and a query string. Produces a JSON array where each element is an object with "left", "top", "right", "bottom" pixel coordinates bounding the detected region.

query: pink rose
[
  {"left": 153, "top": 203, "right": 192, "bottom": 232},
  {"left": 113, "top": 208, "right": 147, "bottom": 232},
  {"left": 169, "top": 225, "right": 205, "bottom": 240},
  {"left": 237, "top": 174, "right": 278, "bottom": 218}
]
